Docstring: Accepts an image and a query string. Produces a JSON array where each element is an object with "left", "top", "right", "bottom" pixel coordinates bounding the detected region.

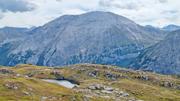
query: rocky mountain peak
[{"left": 0, "top": 11, "right": 166, "bottom": 69}]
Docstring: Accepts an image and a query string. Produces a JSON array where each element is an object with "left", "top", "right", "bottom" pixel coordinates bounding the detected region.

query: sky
[{"left": 0, "top": 0, "right": 179, "bottom": 28}]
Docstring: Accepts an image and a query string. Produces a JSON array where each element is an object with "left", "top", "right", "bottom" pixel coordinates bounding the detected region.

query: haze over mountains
[{"left": 0, "top": 11, "right": 179, "bottom": 74}]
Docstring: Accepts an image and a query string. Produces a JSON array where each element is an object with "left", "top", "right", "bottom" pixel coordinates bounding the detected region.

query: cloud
[
  {"left": 159, "top": 0, "right": 168, "bottom": 3},
  {"left": 0, "top": 0, "right": 36, "bottom": 12},
  {"left": 0, "top": 12, "right": 3, "bottom": 19},
  {"left": 56, "top": 0, "right": 62, "bottom": 2},
  {"left": 97, "top": 0, "right": 180, "bottom": 27},
  {"left": 0, "top": 0, "right": 179, "bottom": 28},
  {"left": 98, "top": 0, "right": 139, "bottom": 10}
]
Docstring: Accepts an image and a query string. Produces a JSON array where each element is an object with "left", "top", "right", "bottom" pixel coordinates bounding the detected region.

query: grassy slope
[
  {"left": 0, "top": 75, "right": 80, "bottom": 101},
  {"left": 0, "top": 64, "right": 180, "bottom": 101}
]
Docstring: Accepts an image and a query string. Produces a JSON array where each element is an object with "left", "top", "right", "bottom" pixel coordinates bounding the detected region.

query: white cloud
[
  {"left": 98, "top": 0, "right": 180, "bottom": 27},
  {"left": 0, "top": 0, "right": 35, "bottom": 12},
  {"left": 0, "top": 11, "right": 4, "bottom": 19},
  {"left": 0, "top": 0, "right": 179, "bottom": 28}
]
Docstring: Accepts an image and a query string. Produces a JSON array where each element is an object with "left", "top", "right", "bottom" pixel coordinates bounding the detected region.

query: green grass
[{"left": 0, "top": 64, "right": 180, "bottom": 101}]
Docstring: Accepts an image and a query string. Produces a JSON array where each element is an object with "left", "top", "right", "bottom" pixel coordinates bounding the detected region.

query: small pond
[{"left": 42, "top": 79, "right": 77, "bottom": 89}]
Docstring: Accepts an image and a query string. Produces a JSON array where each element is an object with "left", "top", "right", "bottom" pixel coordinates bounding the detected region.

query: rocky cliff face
[
  {"left": 131, "top": 30, "right": 180, "bottom": 74},
  {"left": 0, "top": 11, "right": 165, "bottom": 67}
]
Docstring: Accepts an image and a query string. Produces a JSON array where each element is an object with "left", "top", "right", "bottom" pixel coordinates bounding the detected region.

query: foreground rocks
[
  {"left": 0, "top": 69, "right": 14, "bottom": 74},
  {"left": 74, "top": 84, "right": 143, "bottom": 101}
]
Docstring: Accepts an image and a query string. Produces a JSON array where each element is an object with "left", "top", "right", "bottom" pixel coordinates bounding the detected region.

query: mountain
[
  {"left": 0, "top": 27, "right": 28, "bottom": 43},
  {"left": 0, "top": 11, "right": 165, "bottom": 67},
  {"left": 131, "top": 30, "right": 180, "bottom": 74},
  {"left": 0, "top": 64, "right": 180, "bottom": 101},
  {"left": 144, "top": 25, "right": 166, "bottom": 39},
  {"left": 0, "top": 27, "right": 30, "bottom": 65},
  {"left": 162, "top": 24, "right": 180, "bottom": 32}
]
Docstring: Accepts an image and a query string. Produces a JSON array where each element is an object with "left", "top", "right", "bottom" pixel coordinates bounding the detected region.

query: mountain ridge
[
  {"left": 162, "top": 24, "right": 180, "bottom": 32},
  {"left": 130, "top": 29, "right": 180, "bottom": 74},
  {"left": 0, "top": 11, "right": 165, "bottom": 67}
]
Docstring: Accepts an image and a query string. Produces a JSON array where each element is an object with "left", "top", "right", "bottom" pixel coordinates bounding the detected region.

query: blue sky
[{"left": 0, "top": 0, "right": 179, "bottom": 28}]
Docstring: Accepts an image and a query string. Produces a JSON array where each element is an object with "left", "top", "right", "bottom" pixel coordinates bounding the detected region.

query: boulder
[
  {"left": 88, "top": 84, "right": 104, "bottom": 90},
  {"left": 88, "top": 71, "right": 99, "bottom": 78},
  {"left": 0, "top": 69, "right": 14, "bottom": 74},
  {"left": 161, "top": 81, "right": 174, "bottom": 88},
  {"left": 135, "top": 75, "right": 149, "bottom": 81},
  {"left": 104, "top": 72, "right": 120, "bottom": 80},
  {"left": 104, "top": 87, "right": 114, "bottom": 91},
  {"left": 4, "top": 82, "right": 19, "bottom": 90},
  {"left": 101, "top": 90, "right": 113, "bottom": 94}
]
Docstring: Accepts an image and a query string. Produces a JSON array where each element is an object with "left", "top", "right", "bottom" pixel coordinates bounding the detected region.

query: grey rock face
[
  {"left": 0, "top": 11, "right": 165, "bottom": 68},
  {"left": 131, "top": 30, "right": 180, "bottom": 74}
]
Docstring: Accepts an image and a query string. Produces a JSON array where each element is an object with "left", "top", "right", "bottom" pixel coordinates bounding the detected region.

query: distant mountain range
[
  {"left": 131, "top": 30, "right": 180, "bottom": 74},
  {"left": 0, "top": 11, "right": 179, "bottom": 74},
  {"left": 162, "top": 24, "right": 180, "bottom": 32},
  {"left": 0, "top": 27, "right": 28, "bottom": 43}
]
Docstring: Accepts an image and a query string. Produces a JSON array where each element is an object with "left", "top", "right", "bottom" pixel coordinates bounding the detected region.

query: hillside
[{"left": 0, "top": 64, "right": 180, "bottom": 101}]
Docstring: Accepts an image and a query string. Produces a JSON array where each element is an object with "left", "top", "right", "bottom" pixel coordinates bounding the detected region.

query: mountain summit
[{"left": 0, "top": 11, "right": 164, "bottom": 67}]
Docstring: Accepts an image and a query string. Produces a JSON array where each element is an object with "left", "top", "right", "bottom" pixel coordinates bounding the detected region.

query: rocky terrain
[{"left": 0, "top": 64, "right": 180, "bottom": 101}]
